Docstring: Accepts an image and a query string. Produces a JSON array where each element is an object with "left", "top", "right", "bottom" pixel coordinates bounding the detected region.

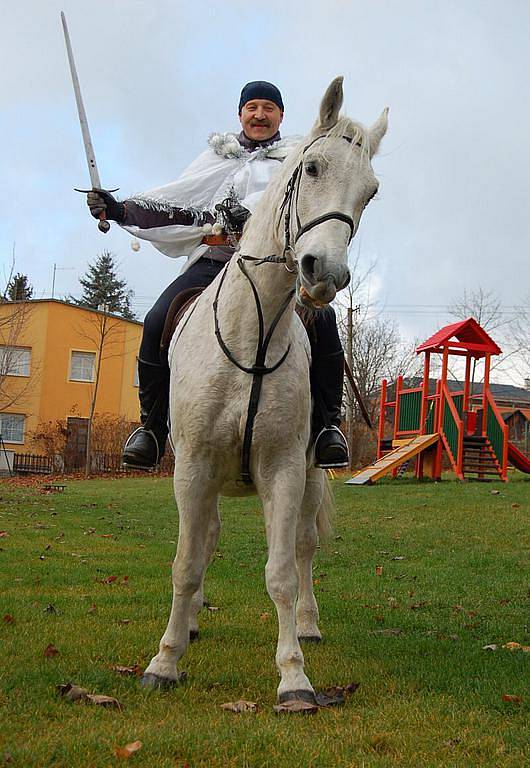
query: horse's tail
[{"left": 316, "top": 472, "right": 335, "bottom": 542}]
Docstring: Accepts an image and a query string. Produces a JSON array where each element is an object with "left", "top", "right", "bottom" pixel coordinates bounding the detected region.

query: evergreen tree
[
  {"left": 72, "top": 251, "right": 136, "bottom": 320},
  {"left": 6, "top": 273, "right": 33, "bottom": 301}
]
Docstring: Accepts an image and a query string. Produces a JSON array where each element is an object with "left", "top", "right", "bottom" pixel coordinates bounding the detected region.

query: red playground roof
[{"left": 416, "top": 317, "right": 502, "bottom": 357}]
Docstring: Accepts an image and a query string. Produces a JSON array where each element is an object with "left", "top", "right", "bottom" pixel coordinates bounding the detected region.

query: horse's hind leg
[
  {"left": 142, "top": 480, "right": 218, "bottom": 688},
  {"left": 296, "top": 469, "right": 326, "bottom": 642},
  {"left": 189, "top": 506, "right": 221, "bottom": 640}
]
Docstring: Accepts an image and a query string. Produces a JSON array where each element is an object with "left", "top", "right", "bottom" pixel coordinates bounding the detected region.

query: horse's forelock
[{"left": 321, "top": 117, "right": 370, "bottom": 159}]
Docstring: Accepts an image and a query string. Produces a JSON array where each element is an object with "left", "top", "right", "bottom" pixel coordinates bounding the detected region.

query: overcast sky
[{"left": 2, "top": 0, "right": 529, "bottom": 382}]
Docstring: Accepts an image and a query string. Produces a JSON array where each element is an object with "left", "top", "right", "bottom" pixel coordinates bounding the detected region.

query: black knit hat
[{"left": 238, "top": 81, "right": 284, "bottom": 113}]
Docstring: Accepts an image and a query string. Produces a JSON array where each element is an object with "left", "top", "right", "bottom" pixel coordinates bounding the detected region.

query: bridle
[{"left": 213, "top": 132, "right": 358, "bottom": 484}]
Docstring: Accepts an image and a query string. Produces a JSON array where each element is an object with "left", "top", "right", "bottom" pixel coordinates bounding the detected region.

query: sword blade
[{"left": 61, "top": 11, "right": 101, "bottom": 190}]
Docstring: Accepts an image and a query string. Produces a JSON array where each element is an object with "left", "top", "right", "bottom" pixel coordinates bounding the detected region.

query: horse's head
[{"left": 286, "top": 77, "right": 388, "bottom": 308}]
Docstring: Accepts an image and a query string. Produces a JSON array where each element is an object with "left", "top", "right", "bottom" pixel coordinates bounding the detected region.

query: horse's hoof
[
  {"left": 278, "top": 689, "right": 318, "bottom": 705},
  {"left": 189, "top": 629, "right": 199, "bottom": 642},
  {"left": 298, "top": 635, "right": 322, "bottom": 644},
  {"left": 141, "top": 671, "right": 187, "bottom": 689}
]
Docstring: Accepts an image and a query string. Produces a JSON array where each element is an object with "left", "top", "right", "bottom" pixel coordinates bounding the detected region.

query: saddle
[{"left": 160, "top": 286, "right": 206, "bottom": 361}]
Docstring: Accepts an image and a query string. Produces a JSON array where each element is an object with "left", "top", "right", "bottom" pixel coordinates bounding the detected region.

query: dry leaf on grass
[
  {"left": 115, "top": 740, "right": 142, "bottom": 760},
  {"left": 220, "top": 700, "right": 258, "bottom": 713},
  {"left": 0, "top": 531, "right": 9, "bottom": 538},
  {"left": 57, "top": 683, "right": 89, "bottom": 702},
  {"left": 273, "top": 700, "right": 318, "bottom": 714},
  {"left": 482, "top": 644, "right": 498, "bottom": 651},
  {"left": 502, "top": 694, "right": 522, "bottom": 703},
  {"left": 503, "top": 641, "right": 522, "bottom": 650},
  {"left": 3, "top": 614, "right": 14, "bottom": 624},
  {"left": 44, "top": 643, "right": 60, "bottom": 658},
  {"left": 57, "top": 682, "right": 123, "bottom": 709},
  {"left": 112, "top": 664, "right": 144, "bottom": 677},
  {"left": 375, "top": 566, "right": 383, "bottom": 576}
]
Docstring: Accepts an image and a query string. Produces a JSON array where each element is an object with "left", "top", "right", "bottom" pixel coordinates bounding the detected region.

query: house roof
[
  {"left": 416, "top": 318, "right": 502, "bottom": 357},
  {"left": 399, "top": 377, "right": 530, "bottom": 406},
  {"left": 4, "top": 298, "right": 143, "bottom": 326},
  {"left": 501, "top": 407, "right": 530, "bottom": 422}
]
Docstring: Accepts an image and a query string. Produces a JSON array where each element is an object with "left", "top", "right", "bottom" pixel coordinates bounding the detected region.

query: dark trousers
[{"left": 139, "top": 257, "right": 343, "bottom": 433}]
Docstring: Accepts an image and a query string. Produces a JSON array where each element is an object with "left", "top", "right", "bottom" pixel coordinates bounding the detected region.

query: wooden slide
[{"left": 346, "top": 433, "right": 439, "bottom": 486}]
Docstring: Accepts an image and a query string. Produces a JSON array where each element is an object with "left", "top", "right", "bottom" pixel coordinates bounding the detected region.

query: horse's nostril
[{"left": 301, "top": 254, "right": 318, "bottom": 282}]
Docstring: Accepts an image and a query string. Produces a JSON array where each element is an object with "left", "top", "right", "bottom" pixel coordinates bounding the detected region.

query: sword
[{"left": 61, "top": 11, "right": 116, "bottom": 233}]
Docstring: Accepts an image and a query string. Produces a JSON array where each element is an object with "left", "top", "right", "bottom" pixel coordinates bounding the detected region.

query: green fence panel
[
  {"left": 442, "top": 399, "right": 459, "bottom": 462},
  {"left": 486, "top": 403, "right": 504, "bottom": 466},
  {"left": 453, "top": 394, "right": 463, "bottom": 417},
  {"left": 398, "top": 390, "right": 422, "bottom": 432}
]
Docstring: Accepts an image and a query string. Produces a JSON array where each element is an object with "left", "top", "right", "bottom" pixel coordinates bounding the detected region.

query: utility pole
[{"left": 346, "top": 300, "right": 361, "bottom": 469}]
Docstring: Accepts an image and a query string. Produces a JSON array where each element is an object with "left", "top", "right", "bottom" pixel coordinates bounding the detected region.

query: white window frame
[
  {"left": 0, "top": 413, "right": 25, "bottom": 444},
  {"left": 0, "top": 345, "right": 31, "bottom": 377},
  {"left": 69, "top": 351, "right": 96, "bottom": 383}
]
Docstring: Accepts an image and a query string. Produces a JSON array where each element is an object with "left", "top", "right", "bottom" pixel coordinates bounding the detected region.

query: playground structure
[{"left": 347, "top": 318, "right": 530, "bottom": 485}]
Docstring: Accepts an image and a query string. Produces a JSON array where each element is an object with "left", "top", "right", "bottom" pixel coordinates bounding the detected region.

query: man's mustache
[{"left": 251, "top": 119, "right": 271, "bottom": 126}]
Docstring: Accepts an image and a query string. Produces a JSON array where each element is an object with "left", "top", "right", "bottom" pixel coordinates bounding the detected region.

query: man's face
[{"left": 239, "top": 99, "right": 283, "bottom": 141}]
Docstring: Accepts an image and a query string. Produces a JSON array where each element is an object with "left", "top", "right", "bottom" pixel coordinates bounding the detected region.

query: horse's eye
[{"left": 305, "top": 162, "right": 319, "bottom": 177}]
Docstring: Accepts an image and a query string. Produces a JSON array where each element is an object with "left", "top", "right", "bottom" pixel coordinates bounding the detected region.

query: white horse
[{"left": 142, "top": 77, "right": 388, "bottom": 705}]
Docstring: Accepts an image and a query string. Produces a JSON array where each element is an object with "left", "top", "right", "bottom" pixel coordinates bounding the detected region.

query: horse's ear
[
  {"left": 369, "top": 107, "right": 389, "bottom": 158},
  {"left": 316, "top": 76, "right": 344, "bottom": 132}
]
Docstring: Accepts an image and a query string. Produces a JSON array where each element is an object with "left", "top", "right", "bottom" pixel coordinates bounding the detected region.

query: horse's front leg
[
  {"left": 257, "top": 463, "right": 316, "bottom": 704},
  {"left": 296, "top": 468, "right": 326, "bottom": 642},
  {"left": 142, "top": 474, "right": 218, "bottom": 688}
]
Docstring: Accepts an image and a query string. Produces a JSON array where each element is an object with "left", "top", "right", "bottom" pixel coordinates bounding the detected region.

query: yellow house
[{"left": 0, "top": 299, "right": 142, "bottom": 458}]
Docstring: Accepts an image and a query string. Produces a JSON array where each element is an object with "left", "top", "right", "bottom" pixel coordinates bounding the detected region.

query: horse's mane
[{"left": 243, "top": 115, "right": 371, "bottom": 251}]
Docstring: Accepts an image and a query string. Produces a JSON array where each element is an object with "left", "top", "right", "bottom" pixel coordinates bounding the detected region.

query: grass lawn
[{"left": 0, "top": 472, "right": 529, "bottom": 767}]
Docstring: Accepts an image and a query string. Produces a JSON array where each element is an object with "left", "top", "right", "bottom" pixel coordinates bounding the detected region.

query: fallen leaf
[
  {"left": 259, "top": 612, "right": 270, "bottom": 621},
  {"left": 273, "top": 700, "right": 318, "bottom": 714},
  {"left": 3, "top": 614, "right": 14, "bottom": 624},
  {"left": 522, "top": 646, "right": 530, "bottom": 653},
  {"left": 502, "top": 642, "right": 522, "bottom": 650},
  {"left": 86, "top": 693, "right": 123, "bottom": 710},
  {"left": 0, "top": 531, "right": 9, "bottom": 538},
  {"left": 207, "top": 606, "right": 219, "bottom": 612},
  {"left": 502, "top": 694, "right": 522, "bottom": 703},
  {"left": 490, "top": 490, "right": 500, "bottom": 495},
  {"left": 99, "top": 575, "right": 117, "bottom": 585},
  {"left": 392, "top": 556, "right": 405, "bottom": 561},
  {"left": 220, "top": 700, "right": 258, "bottom": 713},
  {"left": 44, "top": 604, "right": 57, "bottom": 614},
  {"left": 375, "top": 566, "right": 383, "bottom": 576},
  {"left": 101, "top": 534, "right": 114, "bottom": 538},
  {"left": 44, "top": 643, "right": 60, "bottom": 658},
  {"left": 88, "top": 603, "right": 97, "bottom": 614},
  {"left": 511, "top": 503, "right": 520, "bottom": 509},
  {"left": 114, "top": 740, "right": 142, "bottom": 759},
  {"left": 112, "top": 664, "right": 144, "bottom": 677},
  {"left": 119, "top": 619, "right": 131, "bottom": 625},
  {"left": 410, "top": 601, "right": 427, "bottom": 610},
  {"left": 482, "top": 644, "right": 498, "bottom": 651},
  {"left": 57, "top": 683, "right": 89, "bottom": 702}
]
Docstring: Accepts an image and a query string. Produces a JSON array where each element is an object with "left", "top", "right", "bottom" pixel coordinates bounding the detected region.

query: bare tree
[
  {"left": 75, "top": 306, "right": 126, "bottom": 476},
  {"left": 448, "top": 286, "right": 519, "bottom": 383}
]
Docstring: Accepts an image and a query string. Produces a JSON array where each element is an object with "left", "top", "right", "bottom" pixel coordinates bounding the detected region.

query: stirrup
[
  {"left": 314, "top": 425, "right": 349, "bottom": 469},
  {"left": 122, "top": 426, "right": 160, "bottom": 470}
]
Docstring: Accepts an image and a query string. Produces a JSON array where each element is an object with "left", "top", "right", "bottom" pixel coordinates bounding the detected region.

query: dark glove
[
  {"left": 87, "top": 189, "right": 126, "bottom": 223},
  {"left": 214, "top": 201, "right": 251, "bottom": 233}
]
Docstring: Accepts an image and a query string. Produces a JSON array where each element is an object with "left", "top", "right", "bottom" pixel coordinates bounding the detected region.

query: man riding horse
[{"left": 87, "top": 81, "right": 350, "bottom": 471}]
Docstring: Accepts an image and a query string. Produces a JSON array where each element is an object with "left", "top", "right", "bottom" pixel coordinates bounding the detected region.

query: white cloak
[{"left": 121, "top": 133, "right": 301, "bottom": 271}]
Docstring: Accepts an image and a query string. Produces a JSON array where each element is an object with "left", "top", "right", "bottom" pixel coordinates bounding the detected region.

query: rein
[{"left": 213, "top": 132, "right": 357, "bottom": 484}]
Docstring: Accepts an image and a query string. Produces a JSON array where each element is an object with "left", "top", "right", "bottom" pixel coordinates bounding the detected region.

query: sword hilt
[{"left": 75, "top": 187, "right": 118, "bottom": 235}]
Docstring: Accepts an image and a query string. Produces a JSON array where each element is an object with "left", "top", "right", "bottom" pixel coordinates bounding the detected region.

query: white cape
[{"left": 121, "top": 133, "right": 301, "bottom": 269}]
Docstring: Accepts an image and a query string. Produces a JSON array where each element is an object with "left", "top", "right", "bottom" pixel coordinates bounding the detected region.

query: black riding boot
[
  {"left": 311, "top": 348, "right": 349, "bottom": 469},
  {"left": 122, "top": 359, "right": 170, "bottom": 470}
]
